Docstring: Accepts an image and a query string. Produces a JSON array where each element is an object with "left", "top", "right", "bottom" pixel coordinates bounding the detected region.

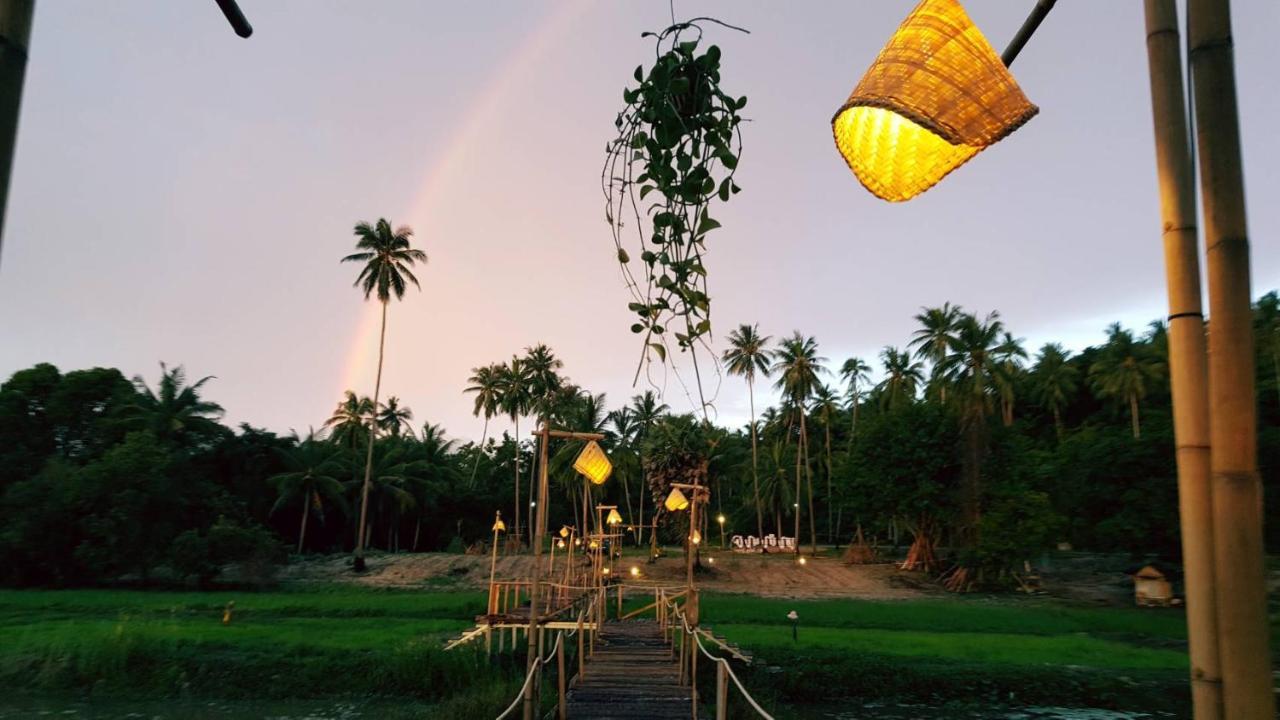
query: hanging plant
[{"left": 603, "top": 18, "right": 748, "bottom": 400}]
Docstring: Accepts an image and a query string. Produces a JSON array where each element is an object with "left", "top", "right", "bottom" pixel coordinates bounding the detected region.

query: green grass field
[{"left": 2, "top": 584, "right": 1262, "bottom": 717}]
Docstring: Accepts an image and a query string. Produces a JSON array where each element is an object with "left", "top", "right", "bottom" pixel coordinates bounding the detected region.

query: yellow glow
[
  {"left": 830, "top": 0, "right": 1038, "bottom": 202},
  {"left": 691, "top": 530, "right": 702, "bottom": 545},
  {"left": 559, "top": 526, "right": 570, "bottom": 538},
  {"left": 630, "top": 566, "right": 640, "bottom": 577},
  {"left": 798, "top": 556, "right": 808, "bottom": 566},
  {"left": 589, "top": 539, "right": 599, "bottom": 550},
  {"left": 833, "top": 107, "right": 979, "bottom": 202},
  {"left": 574, "top": 538, "right": 581, "bottom": 547},
  {"left": 606, "top": 508, "right": 623, "bottom": 525},
  {"left": 492, "top": 515, "right": 506, "bottom": 533},
  {"left": 707, "top": 556, "right": 715, "bottom": 564},
  {"left": 664, "top": 488, "right": 690, "bottom": 512},
  {"left": 556, "top": 539, "right": 566, "bottom": 549},
  {"left": 602, "top": 566, "right": 611, "bottom": 575},
  {"left": 572, "top": 441, "right": 613, "bottom": 485},
  {"left": 716, "top": 514, "right": 726, "bottom": 525}
]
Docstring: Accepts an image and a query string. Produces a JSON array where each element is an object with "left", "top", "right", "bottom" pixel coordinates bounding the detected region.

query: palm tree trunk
[
  {"left": 791, "top": 413, "right": 801, "bottom": 556},
  {"left": 1053, "top": 405, "right": 1063, "bottom": 440},
  {"left": 801, "top": 413, "right": 817, "bottom": 555},
  {"left": 1130, "top": 393, "right": 1141, "bottom": 439},
  {"left": 824, "top": 420, "right": 833, "bottom": 545},
  {"left": 413, "top": 518, "right": 421, "bottom": 551},
  {"left": 527, "top": 440, "right": 538, "bottom": 549},
  {"left": 469, "top": 416, "right": 489, "bottom": 485},
  {"left": 298, "top": 492, "right": 311, "bottom": 554},
  {"left": 637, "top": 452, "right": 646, "bottom": 545},
  {"left": 513, "top": 417, "right": 521, "bottom": 546},
  {"left": 354, "top": 301, "right": 388, "bottom": 572},
  {"left": 748, "top": 379, "right": 764, "bottom": 545}
]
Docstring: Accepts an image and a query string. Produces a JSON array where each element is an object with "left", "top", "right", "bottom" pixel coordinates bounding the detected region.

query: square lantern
[
  {"left": 573, "top": 440, "right": 613, "bottom": 485},
  {"left": 831, "top": 0, "right": 1039, "bottom": 201},
  {"left": 664, "top": 487, "right": 690, "bottom": 512}
]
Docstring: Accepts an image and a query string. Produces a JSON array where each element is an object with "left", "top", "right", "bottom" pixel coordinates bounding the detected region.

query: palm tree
[
  {"left": 376, "top": 396, "right": 414, "bottom": 438},
  {"left": 521, "top": 343, "right": 563, "bottom": 544},
  {"left": 1030, "top": 343, "right": 1078, "bottom": 439},
  {"left": 630, "top": 390, "right": 669, "bottom": 544},
  {"left": 721, "top": 323, "right": 772, "bottom": 545},
  {"left": 325, "top": 391, "right": 373, "bottom": 449},
  {"left": 994, "top": 332, "right": 1028, "bottom": 427},
  {"left": 910, "top": 303, "right": 962, "bottom": 402},
  {"left": 1089, "top": 323, "right": 1164, "bottom": 439},
  {"left": 772, "top": 332, "right": 827, "bottom": 555},
  {"left": 607, "top": 406, "right": 639, "bottom": 539},
  {"left": 464, "top": 364, "right": 503, "bottom": 483},
  {"left": 269, "top": 431, "right": 348, "bottom": 553},
  {"left": 839, "top": 357, "right": 872, "bottom": 447},
  {"left": 407, "top": 422, "right": 457, "bottom": 550},
  {"left": 877, "top": 347, "right": 923, "bottom": 411},
  {"left": 938, "top": 311, "right": 1018, "bottom": 539},
  {"left": 1256, "top": 292, "right": 1280, "bottom": 406},
  {"left": 497, "top": 357, "right": 531, "bottom": 545},
  {"left": 811, "top": 382, "right": 841, "bottom": 543},
  {"left": 341, "top": 218, "right": 427, "bottom": 571},
  {"left": 125, "top": 363, "right": 225, "bottom": 446}
]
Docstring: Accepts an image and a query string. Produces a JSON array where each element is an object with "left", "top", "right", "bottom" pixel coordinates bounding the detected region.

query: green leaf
[
  {"left": 696, "top": 215, "right": 722, "bottom": 236},
  {"left": 650, "top": 343, "right": 667, "bottom": 362},
  {"left": 634, "top": 65, "right": 644, "bottom": 82},
  {"left": 630, "top": 323, "right": 645, "bottom": 334},
  {"left": 617, "top": 248, "right": 630, "bottom": 264}
]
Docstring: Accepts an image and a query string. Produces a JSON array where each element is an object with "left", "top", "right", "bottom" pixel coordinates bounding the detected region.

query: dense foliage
[{"left": 1, "top": 293, "right": 1278, "bottom": 587}]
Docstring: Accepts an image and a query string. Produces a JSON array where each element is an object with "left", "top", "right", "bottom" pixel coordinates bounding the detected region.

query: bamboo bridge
[{"left": 445, "top": 581, "right": 772, "bottom": 720}]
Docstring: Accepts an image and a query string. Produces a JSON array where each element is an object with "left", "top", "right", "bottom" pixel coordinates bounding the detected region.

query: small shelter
[{"left": 1124, "top": 562, "right": 1179, "bottom": 607}]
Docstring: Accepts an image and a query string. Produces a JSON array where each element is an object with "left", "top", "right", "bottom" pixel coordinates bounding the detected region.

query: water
[
  {"left": 0, "top": 698, "right": 434, "bottom": 720},
  {"left": 792, "top": 703, "right": 1184, "bottom": 720}
]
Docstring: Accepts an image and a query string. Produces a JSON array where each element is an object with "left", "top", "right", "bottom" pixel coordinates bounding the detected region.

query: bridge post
[
  {"left": 577, "top": 610, "right": 585, "bottom": 678},
  {"left": 557, "top": 632, "right": 567, "bottom": 719},
  {"left": 715, "top": 661, "right": 727, "bottom": 720},
  {"left": 690, "top": 630, "right": 698, "bottom": 716}
]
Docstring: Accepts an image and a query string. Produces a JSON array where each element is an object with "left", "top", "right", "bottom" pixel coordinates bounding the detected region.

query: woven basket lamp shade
[
  {"left": 831, "top": 0, "right": 1039, "bottom": 202},
  {"left": 572, "top": 440, "right": 612, "bottom": 485},
  {"left": 606, "top": 508, "right": 623, "bottom": 526},
  {"left": 664, "top": 488, "right": 690, "bottom": 513}
]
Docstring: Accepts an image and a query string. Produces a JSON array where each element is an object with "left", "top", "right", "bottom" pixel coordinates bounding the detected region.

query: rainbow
[{"left": 337, "top": 1, "right": 591, "bottom": 398}]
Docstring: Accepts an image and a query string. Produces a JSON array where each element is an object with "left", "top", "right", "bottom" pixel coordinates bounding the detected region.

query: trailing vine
[{"left": 603, "top": 19, "right": 748, "bottom": 412}]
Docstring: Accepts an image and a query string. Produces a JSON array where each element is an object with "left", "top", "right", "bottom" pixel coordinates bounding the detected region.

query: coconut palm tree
[
  {"left": 910, "top": 303, "right": 962, "bottom": 402},
  {"left": 376, "top": 396, "right": 414, "bottom": 438},
  {"left": 772, "top": 332, "right": 827, "bottom": 555},
  {"left": 1030, "top": 343, "right": 1078, "bottom": 439},
  {"left": 811, "top": 382, "right": 841, "bottom": 543},
  {"left": 938, "top": 311, "right": 1018, "bottom": 539},
  {"left": 994, "top": 332, "right": 1028, "bottom": 427},
  {"left": 325, "top": 391, "right": 373, "bottom": 449},
  {"left": 497, "top": 357, "right": 531, "bottom": 544},
  {"left": 877, "top": 347, "right": 923, "bottom": 411},
  {"left": 341, "top": 218, "right": 427, "bottom": 571},
  {"left": 125, "top": 363, "right": 225, "bottom": 447},
  {"left": 1089, "top": 323, "right": 1164, "bottom": 439},
  {"left": 630, "top": 390, "right": 669, "bottom": 544},
  {"left": 463, "top": 363, "right": 502, "bottom": 485},
  {"left": 839, "top": 357, "right": 872, "bottom": 446},
  {"left": 721, "top": 323, "right": 773, "bottom": 544},
  {"left": 406, "top": 422, "right": 457, "bottom": 550},
  {"left": 522, "top": 344, "right": 563, "bottom": 544},
  {"left": 269, "top": 431, "right": 348, "bottom": 553}
]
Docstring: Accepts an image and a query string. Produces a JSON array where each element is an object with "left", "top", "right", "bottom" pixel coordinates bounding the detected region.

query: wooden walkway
[{"left": 564, "top": 619, "right": 693, "bottom": 719}]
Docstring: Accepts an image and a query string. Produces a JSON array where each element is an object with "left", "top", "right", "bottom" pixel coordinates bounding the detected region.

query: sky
[{"left": 2, "top": 1, "right": 1278, "bottom": 443}]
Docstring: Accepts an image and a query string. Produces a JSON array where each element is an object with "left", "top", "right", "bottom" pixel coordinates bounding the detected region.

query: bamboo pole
[
  {"left": 1187, "top": 1, "right": 1274, "bottom": 717},
  {"left": 521, "top": 421, "right": 551, "bottom": 720},
  {"left": 0, "top": 0, "right": 32, "bottom": 256},
  {"left": 557, "top": 633, "right": 566, "bottom": 720},
  {"left": 1141, "top": 3, "right": 1222, "bottom": 717}
]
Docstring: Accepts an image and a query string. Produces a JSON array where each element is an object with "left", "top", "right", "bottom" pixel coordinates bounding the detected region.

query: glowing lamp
[
  {"left": 716, "top": 514, "right": 725, "bottom": 525},
  {"left": 556, "top": 539, "right": 566, "bottom": 549},
  {"left": 691, "top": 530, "right": 702, "bottom": 545},
  {"left": 492, "top": 513, "right": 506, "bottom": 533},
  {"left": 574, "top": 538, "right": 581, "bottom": 547},
  {"left": 559, "top": 526, "right": 571, "bottom": 538},
  {"left": 572, "top": 440, "right": 613, "bottom": 485},
  {"left": 798, "top": 556, "right": 808, "bottom": 566},
  {"left": 664, "top": 488, "right": 690, "bottom": 512},
  {"left": 831, "top": 0, "right": 1038, "bottom": 202},
  {"left": 602, "top": 567, "right": 611, "bottom": 576},
  {"left": 606, "top": 508, "right": 623, "bottom": 526},
  {"left": 589, "top": 539, "right": 599, "bottom": 550},
  {"left": 630, "top": 566, "right": 640, "bottom": 577}
]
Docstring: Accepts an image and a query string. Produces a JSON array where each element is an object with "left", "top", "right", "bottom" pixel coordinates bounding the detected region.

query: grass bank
[
  {"left": 0, "top": 586, "right": 520, "bottom": 717},
  {"left": 695, "top": 593, "right": 1197, "bottom": 715}
]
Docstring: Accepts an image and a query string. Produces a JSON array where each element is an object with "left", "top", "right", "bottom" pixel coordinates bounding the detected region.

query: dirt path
[{"left": 277, "top": 551, "right": 931, "bottom": 600}]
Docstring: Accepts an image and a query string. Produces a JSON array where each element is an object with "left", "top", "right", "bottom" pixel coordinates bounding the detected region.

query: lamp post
[
  {"left": 488, "top": 511, "right": 506, "bottom": 613},
  {"left": 521, "top": 425, "right": 610, "bottom": 720},
  {"left": 717, "top": 513, "right": 726, "bottom": 549}
]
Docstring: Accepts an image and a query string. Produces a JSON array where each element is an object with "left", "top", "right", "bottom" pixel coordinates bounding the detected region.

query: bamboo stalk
[
  {"left": 1141, "top": 3, "right": 1222, "bottom": 717},
  {"left": 1187, "top": 1, "right": 1275, "bottom": 717},
  {"left": 0, "top": 0, "right": 32, "bottom": 257}
]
